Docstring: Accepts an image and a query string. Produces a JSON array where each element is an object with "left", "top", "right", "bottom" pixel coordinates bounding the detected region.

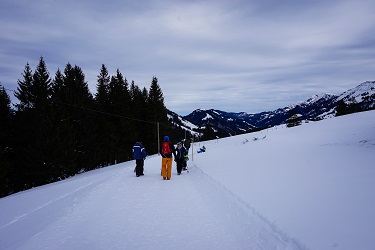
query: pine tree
[
  {"left": 129, "top": 81, "right": 144, "bottom": 142},
  {"left": 12, "top": 57, "right": 55, "bottom": 190},
  {"left": 14, "top": 57, "right": 51, "bottom": 111},
  {"left": 14, "top": 62, "right": 33, "bottom": 110},
  {"left": 130, "top": 80, "right": 145, "bottom": 121},
  {"left": 0, "top": 84, "right": 12, "bottom": 122},
  {"left": 32, "top": 56, "right": 51, "bottom": 110},
  {"left": 0, "top": 85, "right": 13, "bottom": 197},
  {"left": 107, "top": 69, "right": 132, "bottom": 163},
  {"left": 55, "top": 63, "right": 95, "bottom": 174},
  {"left": 49, "top": 68, "right": 71, "bottom": 178},
  {"left": 146, "top": 77, "right": 169, "bottom": 152},
  {"left": 51, "top": 68, "right": 64, "bottom": 95},
  {"left": 95, "top": 64, "right": 110, "bottom": 111},
  {"left": 148, "top": 76, "right": 166, "bottom": 122},
  {"left": 94, "top": 64, "right": 112, "bottom": 167}
]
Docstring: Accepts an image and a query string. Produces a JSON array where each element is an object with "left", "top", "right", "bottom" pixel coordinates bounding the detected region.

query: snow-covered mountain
[
  {"left": 167, "top": 109, "right": 201, "bottom": 136},
  {"left": 171, "top": 81, "right": 375, "bottom": 137},
  {"left": 181, "top": 109, "right": 258, "bottom": 136},
  {"left": 336, "top": 81, "right": 375, "bottom": 110}
]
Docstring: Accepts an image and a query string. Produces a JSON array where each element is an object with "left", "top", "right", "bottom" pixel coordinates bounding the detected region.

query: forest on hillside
[{"left": 0, "top": 56, "right": 190, "bottom": 197}]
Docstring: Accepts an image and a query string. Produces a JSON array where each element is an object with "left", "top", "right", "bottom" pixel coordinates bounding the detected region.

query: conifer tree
[
  {"left": 51, "top": 68, "right": 64, "bottom": 96},
  {"left": 58, "top": 63, "right": 95, "bottom": 174},
  {"left": 95, "top": 64, "right": 110, "bottom": 111},
  {"left": 12, "top": 57, "right": 56, "bottom": 190},
  {"left": 130, "top": 81, "right": 144, "bottom": 120},
  {"left": 129, "top": 81, "right": 144, "bottom": 144},
  {"left": 14, "top": 63, "right": 33, "bottom": 110},
  {"left": 94, "top": 64, "right": 112, "bottom": 166},
  {"left": 0, "top": 85, "right": 13, "bottom": 197},
  {"left": 49, "top": 68, "right": 71, "bottom": 178},
  {"left": 147, "top": 77, "right": 169, "bottom": 152},
  {"left": 148, "top": 76, "right": 167, "bottom": 122},
  {"left": 0, "top": 84, "right": 12, "bottom": 124},
  {"left": 32, "top": 56, "right": 51, "bottom": 111},
  {"left": 107, "top": 69, "right": 132, "bottom": 163}
]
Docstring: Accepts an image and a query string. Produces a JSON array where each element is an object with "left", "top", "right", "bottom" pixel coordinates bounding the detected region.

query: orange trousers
[{"left": 161, "top": 157, "right": 173, "bottom": 179}]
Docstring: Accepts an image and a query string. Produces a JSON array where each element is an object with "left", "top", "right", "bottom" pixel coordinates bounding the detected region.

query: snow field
[
  {"left": 1, "top": 110, "right": 375, "bottom": 249},
  {"left": 193, "top": 110, "right": 375, "bottom": 249}
]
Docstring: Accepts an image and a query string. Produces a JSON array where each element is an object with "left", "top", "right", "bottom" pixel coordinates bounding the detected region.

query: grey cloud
[{"left": 1, "top": 0, "right": 375, "bottom": 115}]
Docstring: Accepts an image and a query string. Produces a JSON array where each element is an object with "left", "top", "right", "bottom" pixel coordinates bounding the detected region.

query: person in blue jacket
[{"left": 133, "top": 141, "right": 147, "bottom": 177}]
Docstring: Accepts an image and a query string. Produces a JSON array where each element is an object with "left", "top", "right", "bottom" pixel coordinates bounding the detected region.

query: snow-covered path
[{"left": 0, "top": 155, "right": 303, "bottom": 250}]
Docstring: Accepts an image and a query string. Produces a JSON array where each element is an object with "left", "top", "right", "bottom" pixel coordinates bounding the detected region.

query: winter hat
[{"left": 164, "top": 136, "right": 169, "bottom": 141}]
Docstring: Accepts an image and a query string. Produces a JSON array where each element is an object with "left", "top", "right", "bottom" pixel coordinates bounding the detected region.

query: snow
[
  {"left": 337, "top": 81, "right": 375, "bottom": 103},
  {"left": 1, "top": 110, "right": 375, "bottom": 250},
  {"left": 180, "top": 118, "right": 199, "bottom": 130},
  {"left": 303, "top": 93, "right": 335, "bottom": 105},
  {"left": 202, "top": 113, "right": 213, "bottom": 121}
]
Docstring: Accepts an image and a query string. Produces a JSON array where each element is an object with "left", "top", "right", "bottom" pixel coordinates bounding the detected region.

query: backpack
[{"left": 162, "top": 141, "right": 171, "bottom": 156}]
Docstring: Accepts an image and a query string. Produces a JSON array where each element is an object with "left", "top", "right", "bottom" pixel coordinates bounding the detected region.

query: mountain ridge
[{"left": 167, "top": 81, "right": 375, "bottom": 137}]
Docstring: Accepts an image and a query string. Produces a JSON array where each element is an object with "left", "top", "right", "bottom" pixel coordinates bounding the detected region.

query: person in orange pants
[{"left": 160, "top": 136, "right": 176, "bottom": 180}]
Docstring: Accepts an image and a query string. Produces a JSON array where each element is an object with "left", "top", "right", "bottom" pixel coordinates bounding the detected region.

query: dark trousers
[
  {"left": 176, "top": 158, "right": 185, "bottom": 174},
  {"left": 135, "top": 159, "right": 144, "bottom": 176}
]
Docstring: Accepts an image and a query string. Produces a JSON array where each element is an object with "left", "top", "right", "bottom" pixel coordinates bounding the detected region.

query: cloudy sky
[{"left": 1, "top": 0, "right": 375, "bottom": 115}]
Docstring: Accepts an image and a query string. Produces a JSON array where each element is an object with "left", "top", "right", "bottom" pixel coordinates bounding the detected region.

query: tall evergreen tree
[
  {"left": 0, "top": 84, "right": 12, "bottom": 125},
  {"left": 48, "top": 68, "right": 71, "bottom": 178},
  {"left": 14, "top": 62, "right": 33, "bottom": 111},
  {"left": 12, "top": 57, "right": 54, "bottom": 190},
  {"left": 107, "top": 69, "right": 132, "bottom": 163},
  {"left": 95, "top": 64, "right": 110, "bottom": 110},
  {"left": 0, "top": 85, "right": 13, "bottom": 197},
  {"left": 51, "top": 68, "right": 64, "bottom": 95},
  {"left": 94, "top": 64, "right": 112, "bottom": 167},
  {"left": 148, "top": 76, "right": 167, "bottom": 122},
  {"left": 55, "top": 63, "right": 95, "bottom": 175},
  {"left": 147, "top": 77, "right": 169, "bottom": 152},
  {"left": 71, "top": 64, "right": 95, "bottom": 171},
  {"left": 32, "top": 56, "right": 51, "bottom": 110},
  {"left": 129, "top": 81, "right": 145, "bottom": 145}
]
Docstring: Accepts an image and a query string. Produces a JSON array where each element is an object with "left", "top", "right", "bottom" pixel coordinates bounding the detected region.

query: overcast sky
[{"left": 1, "top": 0, "right": 375, "bottom": 115}]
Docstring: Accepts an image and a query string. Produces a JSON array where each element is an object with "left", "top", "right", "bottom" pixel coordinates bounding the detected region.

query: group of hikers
[{"left": 132, "top": 136, "right": 192, "bottom": 180}]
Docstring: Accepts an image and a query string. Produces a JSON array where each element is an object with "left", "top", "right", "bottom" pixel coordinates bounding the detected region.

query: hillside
[{"left": 1, "top": 110, "right": 374, "bottom": 249}]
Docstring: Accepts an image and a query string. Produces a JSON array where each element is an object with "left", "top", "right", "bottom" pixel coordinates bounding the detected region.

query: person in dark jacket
[
  {"left": 160, "top": 136, "right": 176, "bottom": 180},
  {"left": 184, "top": 138, "right": 191, "bottom": 153},
  {"left": 133, "top": 141, "right": 147, "bottom": 177},
  {"left": 175, "top": 141, "right": 187, "bottom": 175}
]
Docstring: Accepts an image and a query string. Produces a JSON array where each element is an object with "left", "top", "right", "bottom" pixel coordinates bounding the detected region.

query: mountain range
[{"left": 167, "top": 81, "right": 375, "bottom": 138}]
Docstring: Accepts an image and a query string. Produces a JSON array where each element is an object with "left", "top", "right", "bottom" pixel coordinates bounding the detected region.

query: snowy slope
[
  {"left": 337, "top": 81, "right": 375, "bottom": 103},
  {"left": 1, "top": 110, "right": 375, "bottom": 250},
  {"left": 193, "top": 110, "right": 375, "bottom": 250}
]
